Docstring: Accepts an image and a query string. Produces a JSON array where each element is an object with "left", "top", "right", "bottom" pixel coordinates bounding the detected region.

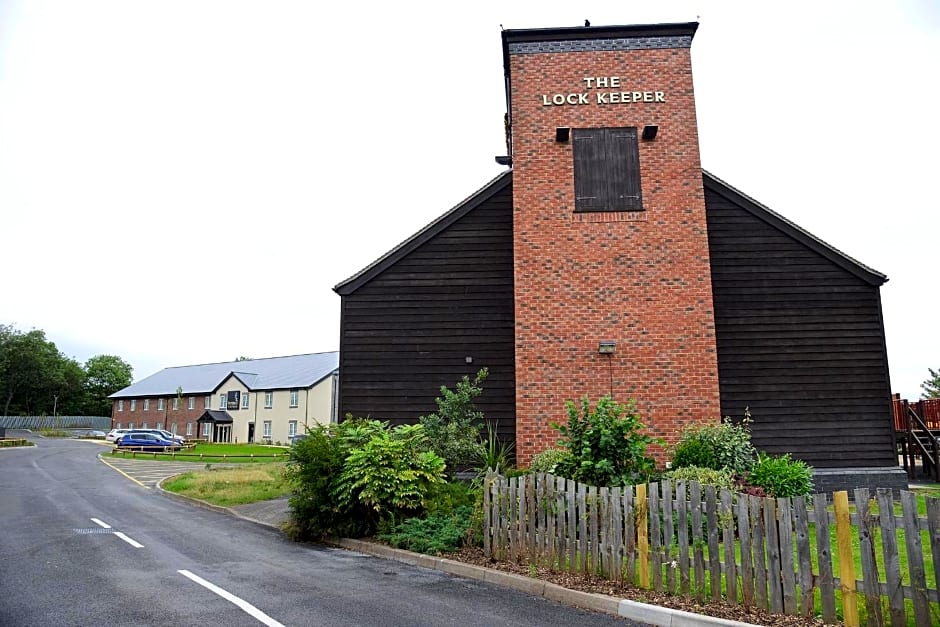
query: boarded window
[{"left": 573, "top": 127, "right": 642, "bottom": 212}]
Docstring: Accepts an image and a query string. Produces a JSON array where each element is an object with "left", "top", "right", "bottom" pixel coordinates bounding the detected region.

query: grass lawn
[
  {"left": 110, "top": 442, "right": 291, "bottom": 463},
  {"left": 161, "top": 463, "right": 293, "bottom": 507}
]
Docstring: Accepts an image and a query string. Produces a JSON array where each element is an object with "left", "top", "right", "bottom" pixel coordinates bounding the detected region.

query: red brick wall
[
  {"left": 111, "top": 396, "right": 206, "bottom": 436},
  {"left": 509, "top": 39, "right": 721, "bottom": 465}
]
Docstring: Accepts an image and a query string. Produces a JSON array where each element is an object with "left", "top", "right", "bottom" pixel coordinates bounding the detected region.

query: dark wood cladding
[
  {"left": 705, "top": 181, "right": 895, "bottom": 468},
  {"left": 337, "top": 181, "right": 516, "bottom": 440}
]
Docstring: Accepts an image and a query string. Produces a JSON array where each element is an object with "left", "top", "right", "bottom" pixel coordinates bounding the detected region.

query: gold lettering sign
[{"left": 540, "top": 76, "right": 665, "bottom": 106}]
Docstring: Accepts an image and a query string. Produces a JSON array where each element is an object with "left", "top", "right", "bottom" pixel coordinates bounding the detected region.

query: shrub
[
  {"left": 419, "top": 369, "right": 488, "bottom": 474},
  {"left": 378, "top": 506, "right": 474, "bottom": 555},
  {"left": 747, "top": 452, "right": 814, "bottom": 498},
  {"left": 474, "top": 421, "right": 514, "bottom": 475},
  {"left": 334, "top": 423, "right": 446, "bottom": 525},
  {"left": 553, "top": 396, "right": 659, "bottom": 487},
  {"left": 663, "top": 465, "right": 735, "bottom": 491},
  {"left": 528, "top": 448, "right": 572, "bottom": 474},
  {"left": 670, "top": 414, "right": 757, "bottom": 474}
]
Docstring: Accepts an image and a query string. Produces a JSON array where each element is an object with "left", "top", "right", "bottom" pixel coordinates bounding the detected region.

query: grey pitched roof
[
  {"left": 197, "top": 410, "right": 233, "bottom": 424},
  {"left": 110, "top": 352, "right": 339, "bottom": 398}
]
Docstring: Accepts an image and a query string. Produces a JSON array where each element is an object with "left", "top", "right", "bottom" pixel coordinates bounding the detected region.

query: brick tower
[{"left": 502, "top": 23, "right": 721, "bottom": 464}]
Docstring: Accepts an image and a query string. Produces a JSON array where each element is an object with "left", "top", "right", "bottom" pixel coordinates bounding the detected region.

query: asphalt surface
[{"left": 0, "top": 432, "right": 643, "bottom": 627}]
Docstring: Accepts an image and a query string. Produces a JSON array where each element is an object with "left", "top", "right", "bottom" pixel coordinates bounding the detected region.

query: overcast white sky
[{"left": 1, "top": 1, "right": 937, "bottom": 399}]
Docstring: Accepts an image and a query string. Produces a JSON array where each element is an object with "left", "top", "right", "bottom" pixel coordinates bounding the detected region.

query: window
[
  {"left": 172, "top": 397, "right": 179, "bottom": 411},
  {"left": 242, "top": 393, "right": 249, "bottom": 410},
  {"left": 157, "top": 398, "right": 164, "bottom": 411},
  {"left": 143, "top": 422, "right": 149, "bottom": 429},
  {"left": 264, "top": 392, "right": 273, "bottom": 409},
  {"left": 186, "top": 423, "right": 193, "bottom": 436},
  {"left": 219, "top": 394, "right": 226, "bottom": 410},
  {"left": 289, "top": 390, "right": 299, "bottom": 408},
  {"left": 188, "top": 397, "right": 195, "bottom": 410},
  {"left": 573, "top": 127, "right": 642, "bottom": 212},
  {"left": 288, "top": 421, "right": 297, "bottom": 437},
  {"left": 202, "top": 423, "right": 212, "bottom": 437},
  {"left": 171, "top": 422, "right": 177, "bottom": 435},
  {"left": 118, "top": 400, "right": 124, "bottom": 412},
  {"left": 143, "top": 399, "right": 150, "bottom": 411},
  {"left": 129, "top": 422, "right": 135, "bottom": 429},
  {"left": 263, "top": 421, "right": 272, "bottom": 438},
  {"left": 130, "top": 400, "right": 136, "bottom": 411},
  {"left": 116, "top": 422, "right": 122, "bottom": 429},
  {"left": 204, "top": 395, "right": 211, "bottom": 409},
  {"left": 156, "top": 422, "right": 163, "bottom": 430}
]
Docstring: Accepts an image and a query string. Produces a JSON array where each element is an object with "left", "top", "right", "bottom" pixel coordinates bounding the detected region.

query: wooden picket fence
[{"left": 482, "top": 472, "right": 940, "bottom": 626}]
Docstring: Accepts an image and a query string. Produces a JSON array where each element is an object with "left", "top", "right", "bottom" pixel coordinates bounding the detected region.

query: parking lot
[{"left": 98, "top": 453, "right": 236, "bottom": 488}]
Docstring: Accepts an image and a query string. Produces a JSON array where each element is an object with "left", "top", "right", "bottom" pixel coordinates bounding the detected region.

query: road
[{"left": 0, "top": 433, "right": 640, "bottom": 626}]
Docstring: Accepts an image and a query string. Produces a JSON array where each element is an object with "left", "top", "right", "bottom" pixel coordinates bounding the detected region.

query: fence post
[
  {"left": 834, "top": 490, "right": 859, "bottom": 627},
  {"left": 637, "top": 483, "right": 649, "bottom": 589}
]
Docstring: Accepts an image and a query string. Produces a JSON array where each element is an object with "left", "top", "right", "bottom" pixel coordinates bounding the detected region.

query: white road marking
[
  {"left": 90, "top": 518, "right": 111, "bottom": 529},
  {"left": 178, "top": 569, "right": 285, "bottom": 627},
  {"left": 113, "top": 531, "right": 144, "bottom": 548}
]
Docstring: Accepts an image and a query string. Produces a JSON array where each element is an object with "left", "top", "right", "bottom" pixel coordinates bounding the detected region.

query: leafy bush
[
  {"left": 424, "top": 480, "right": 479, "bottom": 516},
  {"left": 287, "top": 419, "right": 446, "bottom": 540},
  {"left": 419, "top": 369, "right": 488, "bottom": 474},
  {"left": 747, "top": 452, "right": 814, "bottom": 498},
  {"left": 334, "top": 423, "right": 446, "bottom": 525},
  {"left": 670, "top": 414, "right": 757, "bottom": 474},
  {"left": 663, "top": 465, "right": 735, "bottom": 491},
  {"left": 286, "top": 421, "right": 365, "bottom": 540},
  {"left": 528, "top": 448, "right": 572, "bottom": 474},
  {"left": 378, "top": 506, "right": 474, "bottom": 555},
  {"left": 553, "top": 396, "right": 659, "bottom": 487}
]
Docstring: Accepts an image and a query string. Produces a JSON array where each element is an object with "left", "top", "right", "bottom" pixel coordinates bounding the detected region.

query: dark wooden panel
[
  {"left": 338, "top": 183, "right": 516, "bottom": 440},
  {"left": 706, "top": 186, "right": 895, "bottom": 468}
]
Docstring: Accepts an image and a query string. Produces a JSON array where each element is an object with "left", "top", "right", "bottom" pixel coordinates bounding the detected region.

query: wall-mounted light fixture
[
  {"left": 494, "top": 155, "right": 512, "bottom": 166},
  {"left": 555, "top": 127, "right": 571, "bottom": 143},
  {"left": 465, "top": 356, "right": 474, "bottom": 364},
  {"left": 598, "top": 340, "right": 617, "bottom": 354},
  {"left": 642, "top": 125, "right": 658, "bottom": 141}
]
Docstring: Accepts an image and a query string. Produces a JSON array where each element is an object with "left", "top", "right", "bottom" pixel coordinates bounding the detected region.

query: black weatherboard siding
[
  {"left": 704, "top": 173, "right": 896, "bottom": 468},
  {"left": 335, "top": 174, "right": 516, "bottom": 440}
]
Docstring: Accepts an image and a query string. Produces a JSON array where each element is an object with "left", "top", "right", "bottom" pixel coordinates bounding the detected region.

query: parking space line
[
  {"left": 178, "top": 569, "right": 285, "bottom": 627},
  {"left": 91, "top": 518, "right": 111, "bottom": 529},
  {"left": 98, "top": 455, "right": 149, "bottom": 488}
]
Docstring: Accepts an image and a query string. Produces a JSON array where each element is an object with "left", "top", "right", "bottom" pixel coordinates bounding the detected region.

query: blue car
[{"left": 114, "top": 432, "right": 181, "bottom": 451}]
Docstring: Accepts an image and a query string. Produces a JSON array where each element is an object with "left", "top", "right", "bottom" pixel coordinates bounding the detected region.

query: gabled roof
[
  {"left": 702, "top": 171, "right": 887, "bottom": 286},
  {"left": 110, "top": 352, "right": 339, "bottom": 398},
  {"left": 334, "top": 170, "right": 512, "bottom": 295},
  {"left": 334, "top": 169, "right": 887, "bottom": 296},
  {"left": 197, "top": 410, "right": 233, "bottom": 424}
]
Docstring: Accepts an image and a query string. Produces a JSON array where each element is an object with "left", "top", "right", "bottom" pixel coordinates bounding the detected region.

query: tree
[
  {"left": 419, "top": 369, "right": 488, "bottom": 475},
  {"left": 83, "top": 355, "right": 133, "bottom": 416},
  {"left": 0, "top": 325, "right": 84, "bottom": 415},
  {"left": 922, "top": 367, "right": 940, "bottom": 399}
]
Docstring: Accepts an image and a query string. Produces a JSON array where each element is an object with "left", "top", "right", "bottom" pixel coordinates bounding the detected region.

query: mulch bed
[{"left": 443, "top": 546, "right": 830, "bottom": 626}]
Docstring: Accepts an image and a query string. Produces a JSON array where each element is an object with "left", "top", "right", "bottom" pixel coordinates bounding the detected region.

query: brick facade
[
  {"left": 112, "top": 395, "right": 207, "bottom": 437},
  {"left": 507, "top": 28, "right": 721, "bottom": 464}
]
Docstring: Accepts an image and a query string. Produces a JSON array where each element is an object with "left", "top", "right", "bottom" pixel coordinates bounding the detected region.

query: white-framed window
[
  {"left": 263, "top": 421, "right": 272, "bottom": 438},
  {"left": 115, "top": 422, "right": 122, "bottom": 429},
  {"left": 219, "top": 394, "right": 226, "bottom": 410},
  {"left": 129, "top": 422, "right": 135, "bottom": 429},
  {"left": 289, "top": 390, "right": 298, "bottom": 407},
  {"left": 288, "top": 421, "right": 297, "bottom": 437},
  {"left": 171, "top": 422, "right": 177, "bottom": 435},
  {"left": 172, "top": 397, "right": 179, "bottom": 411},
  {"left": 118, "top": 400, "right": 124, "bottom": 412},
  {"left": 130, "top": 400, "right": 136, "bottom": 411},
  {"left": 156, "top": 422, "right": 163, "bottom": 430},
  {"left": 157, "top": 398, "right": 165, "bottom": 411},
  {"left": 143, "top": 399, "right": 150, "bottom": 411},
  {"left": 241, "top": 393, "right": 249, "bottom": 409},
  {"left": 188, "top": 397, "right": 195, "bottom": 410},
  {"left": 264, "top": 391, "right": 273, "bottom": 408},
  {"left": 204, "top": 395, "right": 211, "bottom": 409},
  {"left": 142, "top": 422, "right": 149, "bottom": 429},
  {"left": 186, "top": 422, "right": 193, "bottom": 436},
  {"left": 202, "top": 423, "right": 211, "bottom": 437}
]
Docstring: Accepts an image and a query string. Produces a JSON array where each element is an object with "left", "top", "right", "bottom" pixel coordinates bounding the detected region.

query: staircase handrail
[{"left": 907, "top": 404, "right": 940, "bottom": 481}]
